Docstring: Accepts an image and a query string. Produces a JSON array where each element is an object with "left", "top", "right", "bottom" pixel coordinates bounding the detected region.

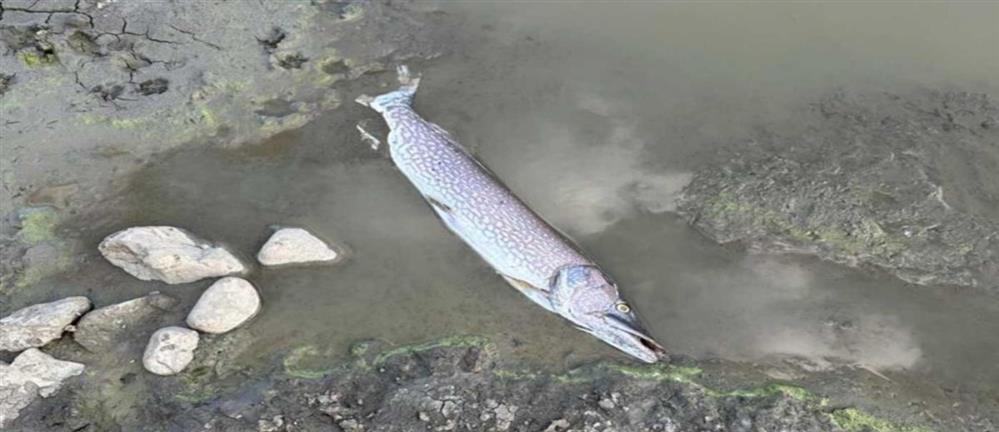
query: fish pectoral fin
[
  {"left": 426, "top": 196, "right": 452, "bottom": 213},
  {"left": 425, "top": 195, "right": 462, "bottom": 233},
  {"left": 501, "top": 274, "right": 554, "bottom": 311},
  {"left": 500, "top": 274, "right": 548, "bottom": 295}
]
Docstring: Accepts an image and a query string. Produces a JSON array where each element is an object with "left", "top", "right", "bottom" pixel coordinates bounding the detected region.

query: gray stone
[
  {"left": 257, "top": 227, "right": 340, "bottom": 266},
  {"left": 142, "top": 326, "right": 199, "bottom": 375},
  {"left": 73, "top": 292, "right": 178, "bottom": 352},
  {"left": 0, "top": 381, "right": 36, "bottom": 430},
  {"left": 495, "top": 404, "right": 518, "bottom": 431},
  {"left": 0, "top": 348, "right": 85, "bottom": 428},
  {"left": 186, "top": 277, "right": 261, "bottom": 334},
  {"left": 0, "top": 297, "right": 91, "bottom": 352},
  {"left": 99, "top": 226, "right": 246, "bottom": 284}
]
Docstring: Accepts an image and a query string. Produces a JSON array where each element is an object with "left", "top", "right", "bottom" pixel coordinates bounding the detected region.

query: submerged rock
[
  {"left": 257, "top": 227, "right": 340, "bottom": 266},
  {"left": 73, "top": 292, "right": 178, "bottom": 352},
  {"left": 98, "top": 226, "right": 246, "bottom": 284},
  {"left": 678, "top": 90, "right": 999, "bottom": 292},
  {"left": 186, "top": 277, "right": 261, "bottom": 334},
  {"left": 0, "top": 348, "right": 85, "bottom": 428},
  {"left": 0, "top": 297, "right": 91, "bottom": 352},
  {"left": 0, "top": 207, "right": 76, "bottom": 296},
  {"left": 142, "top": 326, "right": 199, "bottom": 376}
]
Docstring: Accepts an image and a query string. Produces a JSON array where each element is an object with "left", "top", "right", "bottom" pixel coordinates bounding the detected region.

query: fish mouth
[{"left": 606, "top": 315, "right": 668, "bottom": 363}]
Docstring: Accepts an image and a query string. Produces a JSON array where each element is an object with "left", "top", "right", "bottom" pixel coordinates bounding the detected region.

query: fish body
[
  {"left": 357, "top": 67, "right": 665, "bottom": 363},
  {"left": 383, "top": 107, "right": 589, "bottom": 310}
]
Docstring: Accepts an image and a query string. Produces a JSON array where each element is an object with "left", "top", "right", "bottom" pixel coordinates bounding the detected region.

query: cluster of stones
[{"left": 0, "top": 225, "right": 341, "bottom": 427}]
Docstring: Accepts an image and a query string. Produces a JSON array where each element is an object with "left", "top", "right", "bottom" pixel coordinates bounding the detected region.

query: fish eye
[{"left": 615, "top": 303, "right": 631, "bottom": 314}]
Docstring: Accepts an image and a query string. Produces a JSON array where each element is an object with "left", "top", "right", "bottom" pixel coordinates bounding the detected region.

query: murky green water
[{"left": 36, "top": 1, "right": 999, "bottom": 400}]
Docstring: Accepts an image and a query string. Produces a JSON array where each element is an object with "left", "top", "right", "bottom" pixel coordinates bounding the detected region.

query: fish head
[{"left": 549, "top": 264, "right": 667, "bottom": 363}]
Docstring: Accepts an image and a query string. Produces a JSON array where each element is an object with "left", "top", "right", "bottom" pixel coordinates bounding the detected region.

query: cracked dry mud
[{"left": 0, "top": 0, "right": 445, "bottom": 219}]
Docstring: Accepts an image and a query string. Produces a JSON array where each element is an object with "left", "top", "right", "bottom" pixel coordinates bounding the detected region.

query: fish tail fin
[{"left": 355, "top": 65, "right": 421, "bottom": 113}]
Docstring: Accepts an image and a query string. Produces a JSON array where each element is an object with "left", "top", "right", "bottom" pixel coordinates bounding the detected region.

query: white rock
[
  {"left": 99, "top": 226, "right": 246, "bottom": 284},
  {"left": 186, "top": 277, "right": 260, "bottom": 334},
  {"left": 0, "top": 297, "right": 91, "bottom": 352},
  {"left": 142, "top": 326, "right": 199, "bottom": 375},
  {"left": 0, "top": 349, "right": 85, "bottom": 428},
  {"left": 257, "top": 227, "right": 339, "bottom": 266},
  {"left": 1, "top": 348, "right": 86, "bottom": 396}
]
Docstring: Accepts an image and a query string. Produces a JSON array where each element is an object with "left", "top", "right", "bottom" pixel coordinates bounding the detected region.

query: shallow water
[{"left": 44, "top": 1, "right": 999, "bottom": 399}]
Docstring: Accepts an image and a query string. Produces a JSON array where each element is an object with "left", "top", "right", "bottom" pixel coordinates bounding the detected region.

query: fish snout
[{"left": 604, "top": 313, "right": 668, "bottom": 363}]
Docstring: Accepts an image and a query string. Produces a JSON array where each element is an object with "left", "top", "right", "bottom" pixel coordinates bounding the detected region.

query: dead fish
[{"left": 356, "top": 66, "right": 666, "bottom": 363}]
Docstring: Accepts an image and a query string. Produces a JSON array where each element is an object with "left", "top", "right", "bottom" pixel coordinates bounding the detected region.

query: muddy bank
[
  {"left": 0, "top": 0, "right": 447, "bottom": 294},
  {"left": 678, "top": 90, "right": 999, "bottom": 293},
  {"left": 10, "top": 336, "right": 960, "bottom": 432}
]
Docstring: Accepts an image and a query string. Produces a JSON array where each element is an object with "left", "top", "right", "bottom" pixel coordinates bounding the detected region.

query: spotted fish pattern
[{"left": 375, "top": 96, "right": 593, "bottom": 310}]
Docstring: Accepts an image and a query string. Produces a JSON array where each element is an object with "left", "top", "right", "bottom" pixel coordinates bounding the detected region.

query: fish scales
[{"left": 384, "top": 108, "right": 590, "bottom": 297}]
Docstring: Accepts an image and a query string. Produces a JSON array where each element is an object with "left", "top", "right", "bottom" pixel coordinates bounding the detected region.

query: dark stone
[{"left": 137, "top": 78, "right": 169, "bottom": 95}]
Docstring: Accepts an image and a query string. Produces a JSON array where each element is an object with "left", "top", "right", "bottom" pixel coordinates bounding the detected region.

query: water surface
[{"left": 55, "top": 1, "right": 999, "bottom": 399}]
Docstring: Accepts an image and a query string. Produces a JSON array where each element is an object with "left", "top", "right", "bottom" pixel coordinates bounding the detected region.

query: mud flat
[{"left": 678, "top": 90, "right": 999, "bottom": 293}]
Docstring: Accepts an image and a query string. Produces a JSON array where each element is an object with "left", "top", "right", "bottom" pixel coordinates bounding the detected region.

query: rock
[
  {"left": 99, "top": 226, "right": 246, "bottom": 284},
  {"left": 186, "top": 277, "right": 261, "bottom": 334},
  {"left": 258, "top": 415, "right": 285, "bottom": 432},
  {"left": 0, "top": 297, "right": 91, "bottom": 352},
  {"left": 0, "top": 379, "right": 36, "bottom": 430},
  {"left": 543, "top": 419, "right": 571, "bottom": 432},
  {"left": 73, "top": 292, "right": 178, "bottom": 352},
  {"left": 0, "top": 348, "right": 85, "bottom": 428},
  {"left": 257, "top": 227, "right": 340, "bottom": 266},
  {"left": 598, "top": 397, "right": 616, "bottom": 410},
  {"left": 494, "top": 404, "right": 518, "bottom": 431},
  {"left": 1, "top": 348, "right": 85, "bottom": 397},
  {"left": 142, "top": 326, "right": 199, "bottom": 375}
]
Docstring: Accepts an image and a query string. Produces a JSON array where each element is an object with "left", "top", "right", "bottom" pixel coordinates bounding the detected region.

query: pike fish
[{"left": 356, "top": 66, "right": 666, "bottom": 363}]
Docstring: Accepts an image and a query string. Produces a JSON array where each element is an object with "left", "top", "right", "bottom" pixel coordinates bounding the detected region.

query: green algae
[
  {"left": 15, "top": 242, "right": 73, "bottom": 289},
  {"left": 714, "top": 382, "right": 814, "bottom": 400},
  {"left": 18, "top": 50, "right": 57, "bottom": 67},
  {"left": 371, "top": 335, "right": 491, "bottom": 366},
  {"left": 283, "top": 345, "right": 336, "bottom": 379},
  {"left": 700, "top": 190, "right": 907, "bottom": 257},
  {"left": 16, "top": 207, "right": 59, "bottom": 244},
  {"left": 492, "top": 368, "right": 543, "bottom": 381},
  {"left": 2, "top": 207, "right": 74, "bottom": 292},
  {"left": 602, "top": 362, "right": 704, "bottom": 384},
  {"left": 199, "top": 107, "right": 219, "bottom": 129},
  {"left": 175, "top": 365, "right": 220, "bottom": 402},
  {"left": 349, "top": 340, "right": 375, "bottom": 358},
  {"left": 829, "top": 408, "right": 934, "bottom": 432}
]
